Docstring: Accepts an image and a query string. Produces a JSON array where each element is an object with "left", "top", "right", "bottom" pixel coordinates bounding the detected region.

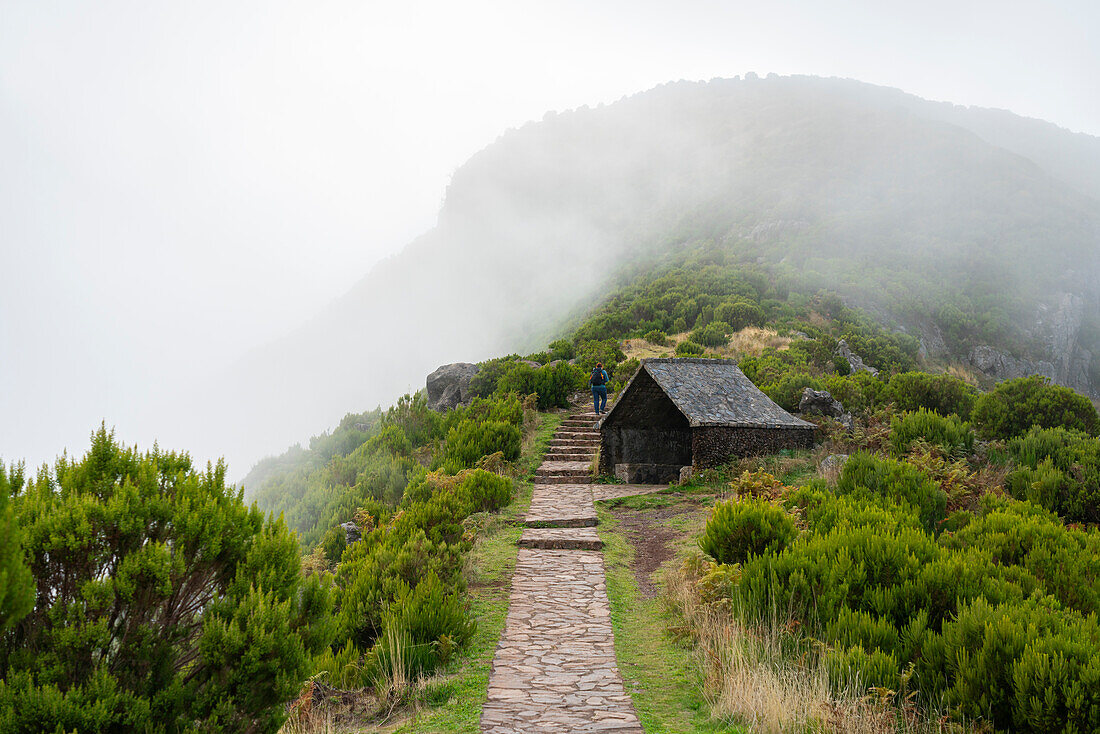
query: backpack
[{"left": 590, "top": 367, "right": 607, "bottom": 386}]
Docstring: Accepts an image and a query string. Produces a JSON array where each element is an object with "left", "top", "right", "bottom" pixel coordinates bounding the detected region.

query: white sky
[{"left": 2, "top": 0, "right": 1099, "bottom": 471}]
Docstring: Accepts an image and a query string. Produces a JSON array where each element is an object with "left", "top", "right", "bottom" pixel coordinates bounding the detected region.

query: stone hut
[{"left": 598, "top": 358, "right": 815, "bottom": 483}]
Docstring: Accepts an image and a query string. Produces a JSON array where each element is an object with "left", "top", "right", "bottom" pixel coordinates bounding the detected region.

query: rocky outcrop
[
  {"left": 836, "top": 339, "right": 879, "bottom": 377},
  {"left": 820, "top": 454, "right": 849, "bottom": 475},
  {"left": 917, "top": 320, "right": 949, "bottom": 361},
  {"left": 969, "top": 292, "right": 1097, "bottom": 398},
  {"left": 799, "top": 388, "right": 846, "bottom": 418},
  {"left": 339, "top": 521, "right": 361, "bottom": 545},
  {"left": 426, "top": 362, "right": 480, "bottom": 412}
]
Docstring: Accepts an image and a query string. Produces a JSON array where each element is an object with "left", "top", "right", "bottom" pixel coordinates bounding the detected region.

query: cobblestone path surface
[{"left": 481, "top": 410, "right": 646, "bottom": 733}]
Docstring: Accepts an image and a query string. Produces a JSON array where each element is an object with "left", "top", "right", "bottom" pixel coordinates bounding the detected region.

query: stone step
[
  {"left": 537, "top": 460, "right": 591, "bottom": 473},
  {"left": 557, "top": 429, "right": 598, "bottom": 438},
  {"left": 560, "top": 419, "right": 599, "bottom": 428},
  {"left": 543, "top": 452, "right": 593, "bottom": 461},
  {"left": 518, "top": 527, "right": 603, "bottom": 551},
  {"left": 523, "top": 515, "right": 598, "bottom": 528},
  {"left": 533, "top": 475, "right": 594, "bottom": 485},
  {"left": 548, "top": 439, "right": 600, "bottom": 449}
]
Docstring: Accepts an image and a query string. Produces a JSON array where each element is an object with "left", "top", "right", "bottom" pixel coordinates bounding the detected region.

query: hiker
[{"left": 590, "top": 362, "right": 609, "bottom": 415}]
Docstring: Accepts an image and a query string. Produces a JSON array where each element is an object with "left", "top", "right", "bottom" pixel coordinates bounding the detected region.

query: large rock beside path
[
  {"left": 799, "top": 388, "right": 846, "bottom": 418},
  {"left": 426, "top": 362, "right": 479, "bottom": 412}
]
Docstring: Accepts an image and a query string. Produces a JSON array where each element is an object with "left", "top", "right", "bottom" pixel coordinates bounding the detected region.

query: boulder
[
  {"left": 339, "top": 521, "right": 361, "bottom": 545},
  {"left": 426, "top": 362, "right": 480, "bottom": 412},
  {"left": 836, "top": 339, "right": 878, "bottom": 377},
  {"left": 798, "top": 388, "right": 846, "bottom": 418},
  {"left": 517, "top": 359, "right": 542, "bottom": 369},
  {"left": 820, "top": 454, "right": 849, "bottom": 475}
]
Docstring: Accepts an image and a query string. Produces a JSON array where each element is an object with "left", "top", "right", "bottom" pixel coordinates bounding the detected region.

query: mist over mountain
[{"left": 191, "top": 74, "right": 1100, "bottom": 479}]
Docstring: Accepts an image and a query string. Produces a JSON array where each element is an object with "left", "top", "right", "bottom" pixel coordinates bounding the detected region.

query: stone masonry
[{"left": 481, "top": 410, "right": 662, "bottom": 733}]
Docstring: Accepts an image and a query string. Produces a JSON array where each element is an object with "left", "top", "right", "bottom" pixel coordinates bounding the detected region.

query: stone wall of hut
[
  {"left": 691, "top": 426, "right": 815, "bottom": 469},
  {"left": 598, "top": 426, "right": 691, "bottom": 475}
]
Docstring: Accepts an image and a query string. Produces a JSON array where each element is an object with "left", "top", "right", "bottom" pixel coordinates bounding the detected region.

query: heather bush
[
  {"left": 890, "top": 409, "right": 974, "bottom": 457},
  {"left": 643, "top": 329, "right": 669, "bottom": 346},
  {"left": 1005, "top": 426, "right": 1100, "bottom": 522},
  {"left": 440, "top": 419, "right": 522, "bottom": 470},
  {"left": 0, "top": 464, "right": 32, "bottom": 633},
  {"left": 971, "top": 375, "right": 1100, "bottom": 439},
  {"left": 690, "top": 320, "right": 732, "bottom": 347},
  {"left": 887, "top": 371, "right": 978, "bottom": 418},
  {"left": 0, "top": 429, "right": 334, "bottom": 734},
  {"left": 944, "top": 496, "right": 1100, "bottom": 615},
  {"left": 495, "top": 360, "right": 583, "bottom": 409},
  {"left": 938, "top": 596, "right": 1100, "bottom": 732},
  {"left": 675, "top": 340, "right": 705, "bottom": 356},
  {"left": 700, "top": 497, "right": 797, "bottom": 565},
  {"left": 762, "top": 372, "right": 823, "bottom": 412},
  {"left": 835, "top": 453, "right": 947, "bottom": 534}
]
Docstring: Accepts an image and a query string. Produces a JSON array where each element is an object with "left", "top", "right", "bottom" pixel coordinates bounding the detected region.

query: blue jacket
[{"left": 589, "top": 369, "right": 609, "bottom": 389}]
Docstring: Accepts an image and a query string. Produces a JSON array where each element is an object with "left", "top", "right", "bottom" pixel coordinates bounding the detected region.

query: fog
[{"left": 2, "top": 1, "right": 1099, "bottom": 478}]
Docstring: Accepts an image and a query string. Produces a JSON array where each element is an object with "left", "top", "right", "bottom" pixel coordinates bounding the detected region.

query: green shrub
[
  {"left": 940, "top": 597, "right": 1100, "bottom": 732},
  {"left": 441, "top": 419, "right": 522, "bottom": 471},
  {"left": 971, "top": 375, "right": 1100, "bottom": 440},
  {"left": 700, "top": 497, "right": 796, "bottom": 565},
  {"left": 311, "top": 641, "right": 369, "bottom": 689},
  {"left": 1005, "top": 426, "right": 1100, "bottom": 523},
  {"left": 381, "top": 572, "right": 475, "bottom": 676},
  {"left": 943, "top": 497, "right": 1100, "bottom": 615},
  {"left": 763, "top": 372, "right": 823, "bottom": 413},
  {"left": 575, "top": 338, "right": 626, "bottom": 373},
  {"left": 468, "top": 355, "right": 522, "bottom": 398},
  {"left": 836, "top": 453, "right": 947, "bottom": 534},
  {"left": 547, "top": 339, "right": 575, "bottom": 361},
  {"left": 887, "top": 372, "right": 978, "bottom": 419},
  {"left": 824, "top": 644, "right": 901, "bottom": 692},
  {"left": 690, "top": 321, "right": 732, "bottom": 347},
  {"left": 643, "top": 329, "right": 669, "bottom": 346},
  {"left": 715, "top": 301, "right": 766, "bottom": 331},
  {"left": 0, "top": 428, "right": 334, "bottom": 734},
  {"left": 890, "top": 409, "right": 974, "bottom": 457},
  {"left": 454, "top": 469, "right": 512, "bottom": 514},
  {"left": 675, "top": 340, "right": 705, "bottom": 356},
  {"left": 0, "top": 464, "right": 32, "bottom": 633},
  {"left": 822, "top": 371, "right": 888, "bottom": 415},
  {"left": 496, "top": 360, "right": 582, "bottom": 409}
]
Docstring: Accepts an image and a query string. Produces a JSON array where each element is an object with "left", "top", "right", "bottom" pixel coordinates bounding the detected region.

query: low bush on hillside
[
  {"left": 643, "top": 329, "right": 669, "bottom": 346},
  {"left": 971, "top": 375, "right": 1100, "bottom": 440},
  {"left": 886, "top": 371, "right": 978, "bottom": 418},
  {"left": 0, "top": 429, "right": 334, "bottom": 734},
  {"left": 734, "top": 486, "right": 1098, "bottom": 731},
  {"left": 675, "top": 340, "right": 705, "bottom": 356},
  {"left": 700, "top": 497, "right": 796, "bottom": 564},
  {"left": 890, "top": 409, "right": 974, "bottom": 458},
  {"left": 495, "top": 360, "right": 583, "bottom": 410},
  {"left": 1005, "top": 426, "right": 1100, "bottom": 523},
  {"left": 690, "top": 320, "right": 732, "bottom": 347},
  {"left": 834, "top": 453, "right": 948, "bottom": 534}
]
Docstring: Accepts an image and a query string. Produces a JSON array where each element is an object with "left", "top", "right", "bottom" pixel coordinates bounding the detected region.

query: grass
[
  {"left": 386, "top": 411, "right": 561, "bottom": 733},
  {"left": 597, "top": 494, "right": 738, "bottom": 734}
]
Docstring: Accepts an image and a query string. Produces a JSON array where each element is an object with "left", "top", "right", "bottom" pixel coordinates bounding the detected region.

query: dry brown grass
[
  {"left": 724, "top": 327, "right": 794, "bottom": 358},
  {"left": 664, "top": 557, "right": 951, "bottom": 734},
  {"left": 943, "top": 364, "right": 982, "bottom": 387},
  {"left": 622, "top": 327, "right": 793, "bottom": 363}
]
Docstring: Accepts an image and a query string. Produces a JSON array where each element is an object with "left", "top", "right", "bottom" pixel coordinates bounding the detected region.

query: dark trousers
[{"left": 592, "top": 385, "right": 608, "bottom": 414}]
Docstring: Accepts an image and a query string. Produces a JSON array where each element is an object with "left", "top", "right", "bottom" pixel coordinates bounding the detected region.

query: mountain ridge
[{"left": 189, "top": 74, "right": 1100, "bottom": 476}]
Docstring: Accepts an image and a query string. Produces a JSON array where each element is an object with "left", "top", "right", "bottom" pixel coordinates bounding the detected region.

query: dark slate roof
[{"left": 604, "top": 358, "right": 815, "bottom": 429}]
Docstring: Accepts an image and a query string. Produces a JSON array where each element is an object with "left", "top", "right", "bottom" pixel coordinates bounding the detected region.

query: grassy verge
[
  {"left": 390, "top": 411, "right": 561, "bottom": 733},
  {"left": 597, "top": 492, "right": 738, "bottom": 734}
]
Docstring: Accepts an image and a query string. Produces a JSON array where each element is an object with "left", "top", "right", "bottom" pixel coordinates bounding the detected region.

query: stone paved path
[{"left": 481, "top": 410, "right": 647, "bottom": 733}]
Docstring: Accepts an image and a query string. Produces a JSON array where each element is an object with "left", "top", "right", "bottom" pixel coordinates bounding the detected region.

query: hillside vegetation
[{"left": 188, "top": 74, "right": 1100, "bottom": 475}]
